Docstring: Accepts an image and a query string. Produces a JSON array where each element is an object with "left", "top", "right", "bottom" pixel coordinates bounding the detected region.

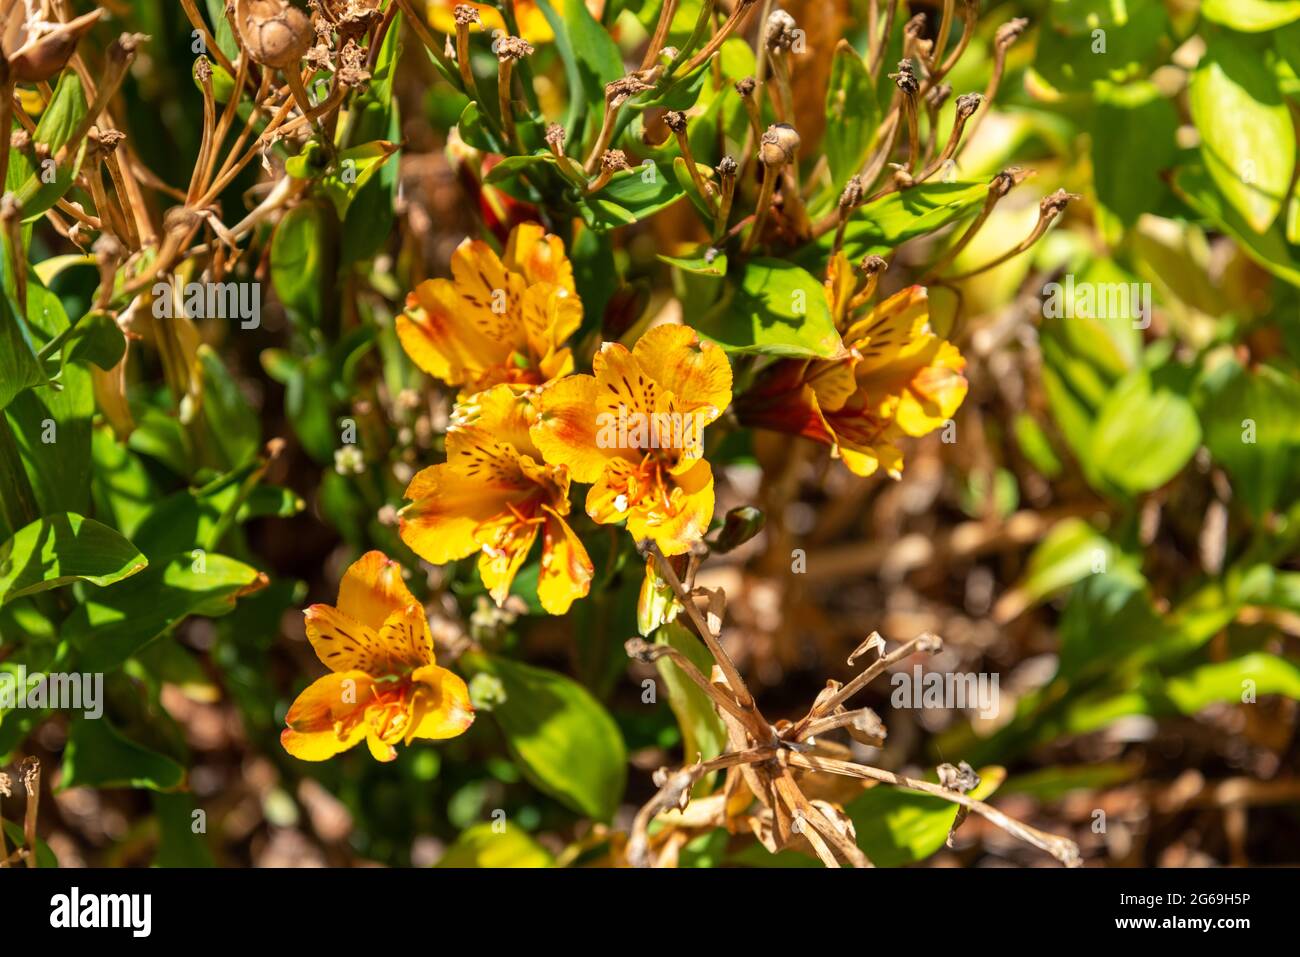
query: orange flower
[
  {"left": 530, "top": 325, "right": 733, "bottom": 557},
  {"left": 399, "top": 385, "right": 594, "bottom": 615},
  {"left": 282, "top": 551, "right": 473, "bottom": 763},
  {"left": 398, "top": 222, "right": 582, "bottom": 395},
  {"left": 737, "top": 284, "right": 967, "bottom": 477}
]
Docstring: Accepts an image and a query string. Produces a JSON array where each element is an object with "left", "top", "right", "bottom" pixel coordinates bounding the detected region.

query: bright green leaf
[
  {"left": 0, "top": 513, "right": 147, "bottom": 605},
  {"left": 462, "top": 652, "right": 626, "bottom": 822}
]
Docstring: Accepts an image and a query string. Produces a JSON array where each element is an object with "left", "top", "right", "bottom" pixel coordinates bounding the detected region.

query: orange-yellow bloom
[
  {"left": 737, "top": 284, "right": 967, "bottom": 477},
  {"left": 398, "top": 222, "right": 582, "bottom": 395},
  {"left": 530, "top": 324, "right": 733, "bottom": 557},
  {"left": 399, "top": 385, "right": 594, "bottom": 615},
  {"left": 282, "top": 551, "right": 474, "bottom": 763}
]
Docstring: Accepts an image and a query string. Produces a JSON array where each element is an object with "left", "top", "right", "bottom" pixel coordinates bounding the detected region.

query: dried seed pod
[
  {"left": 764, "top": 10, "right": 798, "bottom": 51},
  {"left": 759, "top": 123, "right": 800, "bottom": 167},
  {"left": 235, "top": 0, "right": 314, "bottom": 70},
  {"left": 2, "top": 8, "right": 104, "bottom": 84},
  {"left": 955, "top": 92, "right": 983, "bottom": 118}
]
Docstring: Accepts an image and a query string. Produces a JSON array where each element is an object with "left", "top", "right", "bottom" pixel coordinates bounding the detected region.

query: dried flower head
[
  {"left": 454, "top": 4, "right": 482, "bottom": 26},
  {"left": 663, "top": 110, "right": 688, "bottom": 134},
  {"left": 495, "top": 35, "right": 534, "bottom": 62},
  {"left": 601, "top": 149, "right": 631, "bottom": 172},
  {"left": 890, "top": 59, "right": 919, "bottom": 95}
]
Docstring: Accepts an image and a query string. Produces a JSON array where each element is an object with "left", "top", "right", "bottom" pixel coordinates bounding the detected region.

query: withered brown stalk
[{"left": 629, "top": 546, "right": 1083, "bottom": 869}]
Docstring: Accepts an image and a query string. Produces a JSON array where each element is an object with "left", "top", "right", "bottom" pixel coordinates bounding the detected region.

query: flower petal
[
  {"left": 519, "top": 283, "right": 582, "bottom": 365},
  {"left": 400, "top": 460, "right": 521, "bottom": 565},
  {"left": 503, "top": 221, "right": 575, "bottom": 292},
  {"left": 336, "top": 550, "right": 419, "bottom": 632},
  {"left": 450, "top": 384, "right": 541, "bottom": 461},
  {"left": 366, "top": 732, "right": 398, "bottom": 762},
  {"left": 626, "top": 458, "right": 715, "bottom": 556},
  {"left": 893, "top": 340, "right": 968, "bottom": 436},
  {"left": 476, "top": 518, "right": 540, "bottom": 607},
  {"left": 632, "top": 324, "right": 733, "bottom": 421},
  {"left": 844, "top": 285, "right": 931, "bottom": 372},
  {"left": 531, "top": 374, "right": 617, "bottom": 483},
  {"left": 537, "top": 507, "right": 594, "bottom": 615},
  {"left": 281, "top": 671, "right": 373, "bottom": 760},
  {"left": 398, "top": 278, "right": 506, "bottom": 387},
  {"left": 408, "top": 664, "right": 476, "bottom": 741}
]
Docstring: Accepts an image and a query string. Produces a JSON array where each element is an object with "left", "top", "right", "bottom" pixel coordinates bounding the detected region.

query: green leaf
[
  {"left": 288, "top": 141, "right": 400, "bottom": 220},
  {"left": 1088, "top": 84, "right": 1178, "bottom": 242},
  {"left": 65, "top": 552, "right": 264, "bottom": 672},
  {"left": 271, "top": 199, "right": 336, "bottom": 330},
  {"left": 562, "top": 0, "right": 625, "bottom": 127},
  {"left": 536, "top": 0, "right": 587, "bottom": 138},
  {"left": 462, "top": 652, "right": 626, "bottom": 821},
  {"left": 1032, "top": 0, "right": 1170, "bottom": 94},
  {"left": 812, "top": 181, "right": 990, "bottom": 264},
  {"left": 4, "top": 280, "right": 93, "bottom": 515},
  {"left": 993, "top": 518, "right": 1117, "bottom": 622},
  {"left": 1194, "top": 358, "right": 1300, "bottom": 519},
  {"left": 62, "top": 312, "right": 126, "bottom": 371},
  {"left": 61, "top": 716, "right": 185, "bottom": 791},
  {"left": 696, "top": 257, "right": 845, "bottom": 357},
  {"left": 1188, "top": 32, "right": 1295, "bottom": 233},
  {"left": 1012, "top": 413, "right": 1064, "bottom": 478},
  {"left": 1090, "top": 369, "right": 1201, "bottom": 495},
  {"left": 10, "top": 71, "right": 89, "bottom": 220},
  {"left": 436, "top": 822, "right": 555, "bottom": 867},
  {"left": 0, "top": 513, "right": 147, "bottom": 605},
  {"left": 585, "top": 162, "right": 686, "bottom": 229},
  {"left": 654, "top": 622, "right": 727, "bottom": 780},
  {"left": 204, "top": 0, "right": 240, "bottom": 63},
  {"left": 0, "top": 281, "right": 43, "bottom": 411},
  {"left": 153, "top": 792, "right": 215, "bottom": 866},
  {"left": 197, "top": 344, "right": 260, "bottom": 470},
  {"left": 845, "top": 766, "right": 1005, "bottom": 867},
  {"left": 824, "top": 41, "right": 878, "bottom": 191},
  {"left": 2, "top": 819, "right": 58, "bottom": 867},
  {"left": 1203, "top": 0, "right": 1300, "bottom": 31},
  {"left": 1166, "top": 653, "right": 1300, "bottom": 713},
  {"left": 1172, "top": 166, "right": 1300, "bottom": 286},
  {"left": 341, "top": 9, "right": 402, "bottom": 265},
  {"left": 660, "top": 250, "right": 728, "bottom": 277}
]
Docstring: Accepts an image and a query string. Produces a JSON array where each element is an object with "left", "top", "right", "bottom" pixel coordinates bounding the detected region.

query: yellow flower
[
  {"left": 400, "top": 385, "right": 594, "bottom": 615},
  {"left": 398, "top": 222, "right": 582, "bottom": 395},
  {"left": 737, "top": 284, "right": 967, "bottom": 477},
  {"left": 282, "top": 551, "right": 473, "bottom": 763},
  {"left": 530, "top": 324, "right": 733, "bottom": 557},
  {"left": 427, "top": 0, "right": 558, "bottom": 44}
]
